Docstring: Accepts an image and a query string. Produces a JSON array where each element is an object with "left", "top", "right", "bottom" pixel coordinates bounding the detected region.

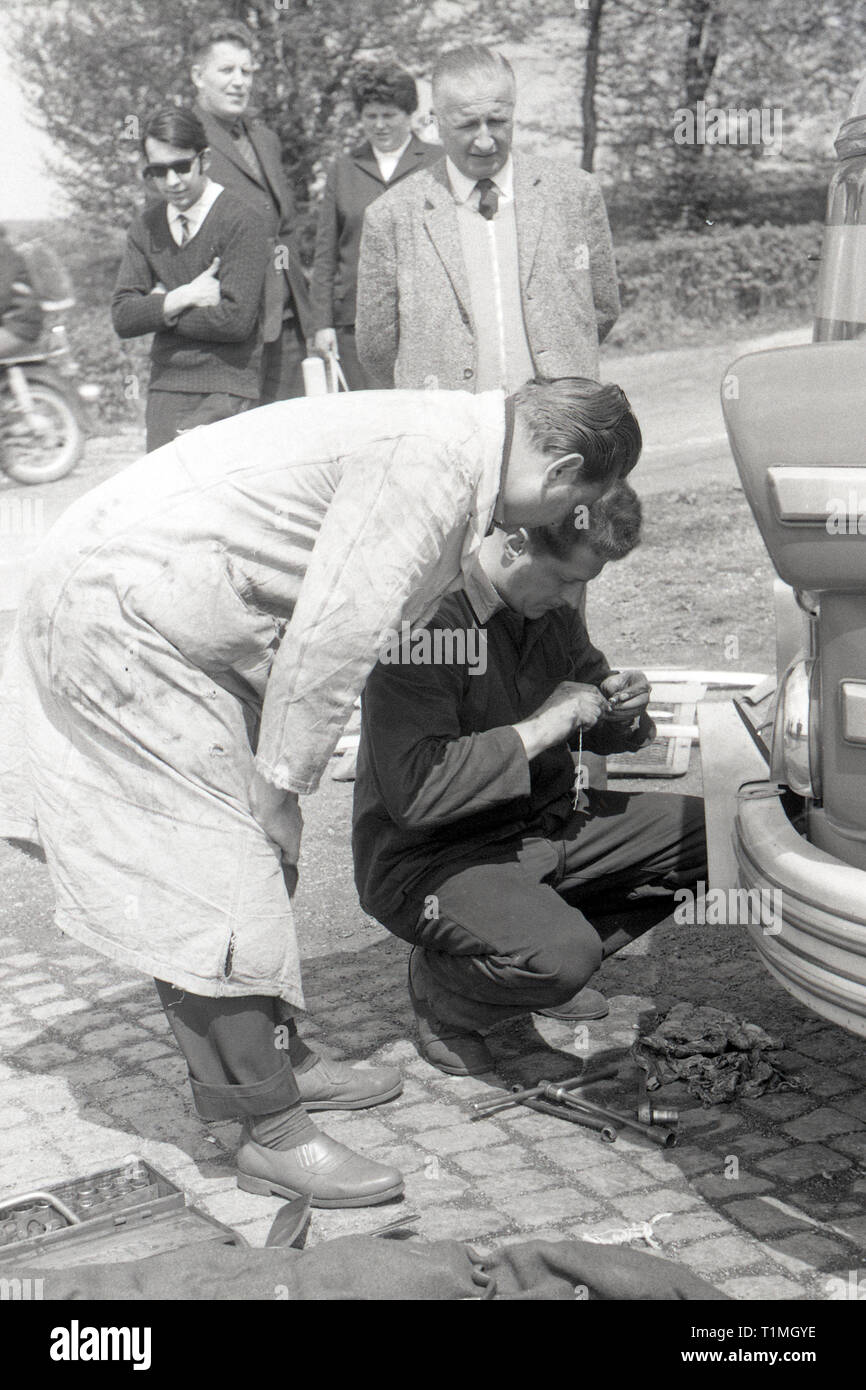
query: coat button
[{"left": 463, "top": 367, "right": 474, "bottom": 379}]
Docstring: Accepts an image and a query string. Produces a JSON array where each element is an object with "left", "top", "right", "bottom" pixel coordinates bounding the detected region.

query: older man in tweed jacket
[{"left": 356, "top": 45, "right": 620, "bottom": 393}]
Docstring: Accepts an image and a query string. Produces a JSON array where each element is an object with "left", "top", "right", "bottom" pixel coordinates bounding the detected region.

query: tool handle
[
  {"left": 471, "top": 1063, "right": 619, "bottom": 1117},
  {"left": 522, "top": 1095, "right": 617, "bottom": 1142},
  {"left": 0, "top": 1190, "right": 81, "bottom": 1225}
]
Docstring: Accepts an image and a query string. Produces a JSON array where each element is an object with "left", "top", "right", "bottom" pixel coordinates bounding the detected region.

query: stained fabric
[
  {"left": 0, "top": 391, "right": 504, "bottom": 1005},
  {"left": 632, "top": 1003, "right": 800, "bottom": 1105},
  {"left": 14, "top": 1234, "right": 728, "bottom": 1301}
]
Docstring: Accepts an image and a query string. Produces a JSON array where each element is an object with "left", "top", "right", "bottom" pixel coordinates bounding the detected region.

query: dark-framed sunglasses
[{"left": 142, "top": 151, "right": 206, "bottom": 182}]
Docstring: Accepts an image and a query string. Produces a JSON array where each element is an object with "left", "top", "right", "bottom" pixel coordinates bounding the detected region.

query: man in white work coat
[{"left": 0, "top": 377, "right": 642, "bottom": 1208}]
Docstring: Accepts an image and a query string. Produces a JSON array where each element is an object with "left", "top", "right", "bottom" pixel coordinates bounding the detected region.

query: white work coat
[{"left": 0, "top": 391, "right": 505, "bottom": 1006}]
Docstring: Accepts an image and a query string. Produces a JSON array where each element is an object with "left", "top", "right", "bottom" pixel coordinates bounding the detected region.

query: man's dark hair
[
  {"left": 512, "top": 377, "right": 642, "bottom": 483},
  {"left": 528, "top": 482, "right": 642, "bottom": 562},
  {"left": 351, "top": 63, "right": 418, "bottom": 116},
  {"left": 189, "top": 19, "right": 256, "bottom": 64},
  {"left": 432, "top": 45, "right": 515, "bottom": 101},
  {"left": 141, "top": 106, "right": 208, "bottom": 156}
]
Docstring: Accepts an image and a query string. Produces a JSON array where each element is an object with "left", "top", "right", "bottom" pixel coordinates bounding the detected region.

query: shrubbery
[
  {"left": 26, "top": 213, "right": 824, "bottom": 429},
  {"left": 609, "top": 221, "right": 822, "bottom": 348}
]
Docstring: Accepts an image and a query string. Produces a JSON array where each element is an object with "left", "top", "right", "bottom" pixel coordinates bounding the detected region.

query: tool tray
[{"left": 0, "top": 1158, "right": 244, "bottom": 1268}]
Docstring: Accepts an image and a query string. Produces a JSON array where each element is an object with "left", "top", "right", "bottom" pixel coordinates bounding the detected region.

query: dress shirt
[
  {"left": 166, "top": 181, "right": 225, "bottom": 245},
  {"left": 445, "top": 155, "right": 515, "bottom": 213},
  {"left": 373, "top": 135, "right": 413, "bottom": 183}
]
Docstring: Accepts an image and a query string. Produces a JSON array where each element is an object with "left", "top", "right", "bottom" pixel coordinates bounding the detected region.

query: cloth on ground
[
  {"left": 15, "top": 1233, "right": 727, "bottom": 1300},
  {"left": 632, "top": 1002, "right": 801, "bottom": 1105}
]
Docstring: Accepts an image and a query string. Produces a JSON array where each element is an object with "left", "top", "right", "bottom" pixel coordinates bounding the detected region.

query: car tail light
[{"left": 771, "top": 658, "right": 821, "bottom": 800}]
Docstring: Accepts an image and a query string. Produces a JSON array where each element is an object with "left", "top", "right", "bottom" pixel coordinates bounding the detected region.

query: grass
[{"left": 586, "top": 480, "right": 777, "bottom": 675}]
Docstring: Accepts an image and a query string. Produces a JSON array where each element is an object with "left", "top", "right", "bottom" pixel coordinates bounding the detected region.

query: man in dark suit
[{"left": 190, "top": 19, "right": 312, "bottom": 402}]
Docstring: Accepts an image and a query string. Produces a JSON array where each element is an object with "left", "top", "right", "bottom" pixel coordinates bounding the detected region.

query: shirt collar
[
  {"left": 372, "top": 134, "right": 412, "bottom": 176},
  {"left": 445, "top": 154, "right": 514, "bottom": 205},
  {"left": 166, "top": 180, "right": 223, "bottom": 236},
  {"left": 462, "top": 555, "right": 506, "bottom": 624}
]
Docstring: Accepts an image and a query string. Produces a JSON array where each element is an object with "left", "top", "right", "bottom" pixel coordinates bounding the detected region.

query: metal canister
[{"left": 637, "top": 1101, "right": 680, "bottom": 1126}]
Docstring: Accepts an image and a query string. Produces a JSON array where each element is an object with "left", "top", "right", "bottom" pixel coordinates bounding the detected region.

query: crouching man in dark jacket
[{"left": 353, "top": 483, "right": 707, "bottom": 1075}]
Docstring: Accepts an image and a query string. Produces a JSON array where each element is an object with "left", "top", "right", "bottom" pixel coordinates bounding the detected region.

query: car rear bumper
[{"left": 735, "top": 785, "right": 866, "bottom": 1037}]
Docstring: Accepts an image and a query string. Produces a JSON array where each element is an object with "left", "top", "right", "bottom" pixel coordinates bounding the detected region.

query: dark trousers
[
  {"left": 414, "top": 790, "right": 707, "bottom": 1027},
  {"left": 154, "top": 980, "right": 306, "bottom": 1120},
  {"left": 145, "top": 391, "right": 251, "bottom": 453},
  {"left": 260, "top": 319, "right": 306, "bottom": 403}
]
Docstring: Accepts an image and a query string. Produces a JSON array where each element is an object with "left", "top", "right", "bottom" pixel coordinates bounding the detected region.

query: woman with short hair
[{"left": 310, "top": 62, "right": 440, "bottom": 388}]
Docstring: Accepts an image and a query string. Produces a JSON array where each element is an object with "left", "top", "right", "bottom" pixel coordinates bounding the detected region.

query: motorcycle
[{"left": 0, "top": 304, "right": 100, "bottom": 486}]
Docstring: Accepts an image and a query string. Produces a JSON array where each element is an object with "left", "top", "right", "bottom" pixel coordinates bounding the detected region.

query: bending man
[{"left": 0, "top": 377, "right": 641, "bottom": 1204}]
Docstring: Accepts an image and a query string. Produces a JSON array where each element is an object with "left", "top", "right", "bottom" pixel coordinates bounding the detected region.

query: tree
[{"left": 7, "top": 0, "right": 504, "bottom": 227}]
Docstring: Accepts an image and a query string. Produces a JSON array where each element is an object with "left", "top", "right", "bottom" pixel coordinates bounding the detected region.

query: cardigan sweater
[{"left": 111, "top": 190, "right": 269, "bottom": 398}]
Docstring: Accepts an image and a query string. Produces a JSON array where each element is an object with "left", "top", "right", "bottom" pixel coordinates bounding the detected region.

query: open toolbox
[{"left": 0, "top": 1157, "right": 244, "bottom": 1268}]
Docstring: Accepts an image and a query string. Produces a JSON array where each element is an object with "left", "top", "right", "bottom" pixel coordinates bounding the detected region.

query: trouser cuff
[{"left": 190, "top": 1062, "right": 301, "bottom": 1121}]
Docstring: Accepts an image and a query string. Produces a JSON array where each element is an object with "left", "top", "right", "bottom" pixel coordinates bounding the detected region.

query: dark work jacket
[
  {"left": 309, "top": 134, "right": 441, "bottom": 331},
  {"left": 352, "top": 588, "right": 652, "bottom": 936}
]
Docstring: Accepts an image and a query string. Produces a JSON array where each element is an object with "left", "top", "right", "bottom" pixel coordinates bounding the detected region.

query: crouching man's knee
[{"left": 527, "top": 934, "right": 602, "bottom": 1009}]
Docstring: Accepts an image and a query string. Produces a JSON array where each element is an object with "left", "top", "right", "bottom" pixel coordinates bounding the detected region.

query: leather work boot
[
  {"left": 236, "top": 1131, "right": 404, "bottom": 1208},
  {"left": 408, "top": 948, "right": 497, "bottom": 1077},
  {"left": 538, "top": 987, "right": 610, "bottom": 1021},
  {"left": 296, "top": 1055, "right": 403, "bottom": 1111}
]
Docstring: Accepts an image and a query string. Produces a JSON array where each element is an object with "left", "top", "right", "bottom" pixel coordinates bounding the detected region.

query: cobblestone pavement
[
  {"left": 2, "top": 424, "right": 865, "bottom": 1301},
  {"left": 1, "top": 771, "right": 865, "bottom": 1303}
]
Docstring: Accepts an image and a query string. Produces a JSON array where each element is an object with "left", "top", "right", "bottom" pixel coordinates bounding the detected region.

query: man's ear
[
  {"left": 500, "top": 527, "right": 530, "bottom": 563},
  {"left": 200, "top": 148, "right": 212, "bottom": 174},
  {"left": 191, "top": 63, "right": 203, "bottom": 93},
  {"left": 544, "top": 452, "right": 584, "bottom": 486}
]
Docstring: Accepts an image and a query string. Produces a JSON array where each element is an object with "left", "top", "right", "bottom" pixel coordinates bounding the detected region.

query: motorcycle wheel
[{"left": 2, "top": 374, "right": 84, "bottom": 484}]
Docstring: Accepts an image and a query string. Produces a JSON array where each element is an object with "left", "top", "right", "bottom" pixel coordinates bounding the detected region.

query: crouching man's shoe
[
  {"left": 296, "top": 1055, "right": 402, "bottom": 1112},
  {"left": 408, "top": 948, "right": 497, "bottom": 1078},
  {"left": 538, "top": 987, "right": 609, "bottom": 1021},
  {"left": 236, "top": 1131, "right": 404, "bottom": 1209}
]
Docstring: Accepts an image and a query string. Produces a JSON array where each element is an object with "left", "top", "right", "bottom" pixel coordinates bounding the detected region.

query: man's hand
[
  {"left": 249, "top": 771, "right": 303, "bottom": 887},
  {"left": 514, "top": 681, "right": 611, "bottom": 761},
  {"left": 314, "top": 328, "right": 339, "bottom": 359},
  {"left": 162, "top": 257, "right": 222, "bottom": 320},
  {"left": 601, "top": 669, "right": 651, "bottom": 724},
  {"left": 184, "top": 257, "right": 222, "bottom": 307}
]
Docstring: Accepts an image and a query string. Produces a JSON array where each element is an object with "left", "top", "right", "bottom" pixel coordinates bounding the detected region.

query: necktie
[
  {"left": 176, "top": 214, "right": 191, "bottom": 245},
  {"left": 230, "top": 119, "right": 264, "bottom": 178},
  {"left": 475, "top": 178, "right": 499, "bottom": 221}
]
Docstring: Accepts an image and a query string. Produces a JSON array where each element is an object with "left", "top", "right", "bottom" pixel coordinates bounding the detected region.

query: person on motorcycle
[{"left": 0, "top": 226, "right": 44, "bottom": 360}]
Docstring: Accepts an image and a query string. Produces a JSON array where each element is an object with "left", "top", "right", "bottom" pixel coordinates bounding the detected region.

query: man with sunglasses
[{"left": 112, "top": 105, "right": 269, "bottom": 452}]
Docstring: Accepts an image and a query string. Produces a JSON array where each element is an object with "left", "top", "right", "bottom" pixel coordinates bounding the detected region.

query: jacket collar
[
  {"left": 512, "top": 152, "right": 545, "bottom": 288},
  {"left": 195, "top": 104, "right": 282, "bottom": 202},
  {"left": 420, "top": 152, "right": 546, "bottom": 304},
  {"left": 350, "top": 133, "right": 436, "bottom": 185}
]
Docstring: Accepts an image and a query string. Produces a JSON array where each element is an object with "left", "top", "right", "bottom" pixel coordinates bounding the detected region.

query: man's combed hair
[
  {"left": 142, "top": 106, "right": 208, "bottom": 156},
  {"left": 513, "top": 377, "right": 642, "bottom": 483},
  {"left": 432, "top": 45, "right": 515, "bottom": 100},
  {"left": 189, "top": 19, "right": 257, "bottom": 63},
  {"left": 351, "top": 63, "right": 418, "bottom": 116},
  {"left": 528, "top": 482, "right": 642, "bottom": 562}
]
